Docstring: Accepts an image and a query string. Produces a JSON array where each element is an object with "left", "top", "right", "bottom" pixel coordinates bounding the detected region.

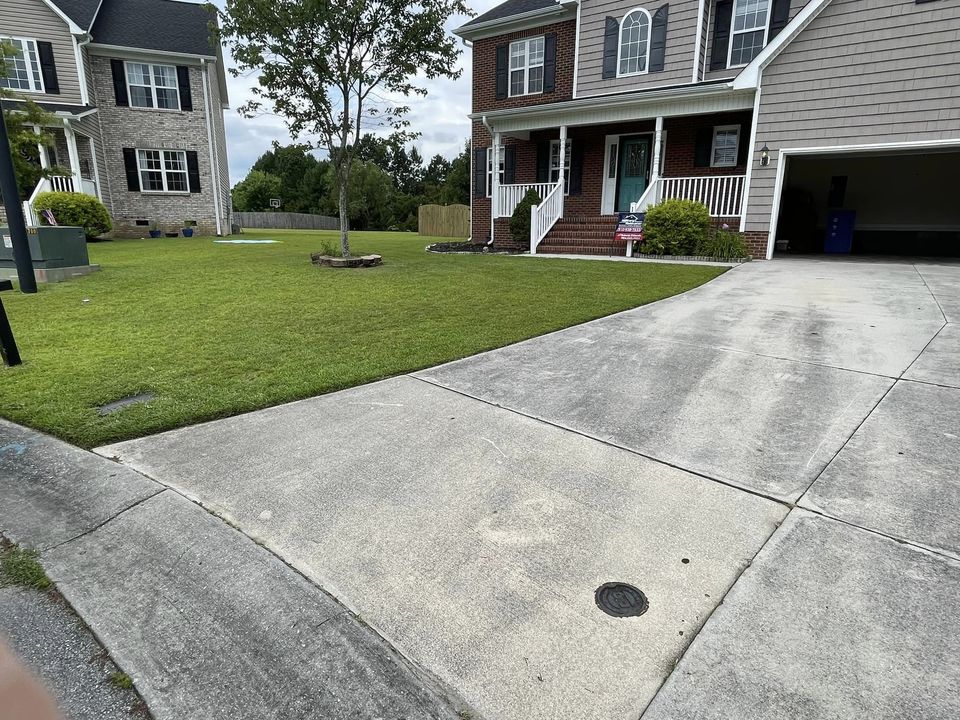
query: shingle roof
[
  {"left": 49, "top": 0, "right": 101, "bottom": 29},
  {"left": 90, "top": 0, "right": 218, "bottom": 57},
  {"left": 461, "top": 0, "right": 560, "bottom": 28}
]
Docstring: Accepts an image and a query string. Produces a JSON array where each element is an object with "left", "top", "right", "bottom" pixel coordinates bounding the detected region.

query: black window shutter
[
  {"left": 36, "top": 42, "right": 60, "bottom": 94},
  {"left": 710, "top": 0, "right": 734, "bottom": 70},
  {"left": 186, "top": 151, "right": 201, "bottom": 193},
  {"left": 111, "top": 59, "right": 129, "bottom": 106},
  {"left": 503, "top": 146, "right": 516, "bottom": 185},
  {"left": 569, "top": 142, "right": 583, "bottom": 195},
  {"left": 495, "top": 45, "right": 508, "bottom": 100},
  {"left": 737, "top": 124, "right": 751, "bottom": 166},
  {"left": 176, "top": 66, "right": 193, "bottom": 110},
  {"left": 473, "top": 147, "right": 487, "bottom": 198},
  {"left": 649, "top": 6, "right": 669, "bottom": 73},
  {"left": 694, "top": 128, "right": 713, "bottom": 167},
  {"left": 768, "top": 0, "right": 791, "bottom": 39},
  {"left": 536, "top": 142, "right": 550, "bottom": 182},
  {"left": 122, "top": 148, "right": 140, "bottom": 191},
  {"left": 602, "top": 17, "right": 619, "bottom": 79},
  {"left": 543, "top": 34, "right": 557, "bottom": 93}
]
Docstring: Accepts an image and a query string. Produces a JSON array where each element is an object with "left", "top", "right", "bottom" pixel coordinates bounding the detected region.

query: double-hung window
[
  {"left": 137, "top": 149, "right": 189, "bottom": 193},
  {"left": 509, "top": 37, "right": 544, "bottom": 96},
  {"left": 550, "top": 139, "right": 572, "bottom": 194},
  {"left": 618, "top": 9, "right": 651, "bottom": 76},
  {"left": 711, "top": 125, "right": 740, "bottom": 167},
  {"left": 485, "top": 146, "right": 505, "bottom": 197},
  {"left": 0, "top": 37, "right": 43, "bottom": 92},
  {"left": 729, "top": 0, "right": 769, "bottom": 67},
  {"left": 126, "top": 62, "right": 180, "bottom": 109}
]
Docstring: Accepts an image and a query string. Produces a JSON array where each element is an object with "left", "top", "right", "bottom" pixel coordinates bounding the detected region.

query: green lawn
[{"left": 0, "top": 230, "right": 724, "bottom": 448}]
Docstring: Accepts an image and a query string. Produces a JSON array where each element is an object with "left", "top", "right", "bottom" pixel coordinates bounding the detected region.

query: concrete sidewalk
[{"left": 3, "top": 257, "right": 959, "bottom": 719}]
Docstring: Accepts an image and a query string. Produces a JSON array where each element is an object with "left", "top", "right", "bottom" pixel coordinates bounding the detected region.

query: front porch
[
  {"left": 479, "top": 110, "right": 752, "bottom": 255},
  {"left": 22, "top": 123, "right": 102, "bottom": 226}
]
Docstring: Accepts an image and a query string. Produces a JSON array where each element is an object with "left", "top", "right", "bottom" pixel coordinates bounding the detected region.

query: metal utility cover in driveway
[{"left": 99, "top": 376, "right": 787, "bottom": 720}]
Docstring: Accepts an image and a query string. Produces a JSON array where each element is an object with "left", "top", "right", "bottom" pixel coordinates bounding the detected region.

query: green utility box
[{"left": 0, "top": 226, "right": 99, "bottom": 283}]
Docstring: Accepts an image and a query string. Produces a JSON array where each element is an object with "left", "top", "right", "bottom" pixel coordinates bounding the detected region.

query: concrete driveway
[{"left": 93, "top": 258, "right": 959, "bottom": 719}]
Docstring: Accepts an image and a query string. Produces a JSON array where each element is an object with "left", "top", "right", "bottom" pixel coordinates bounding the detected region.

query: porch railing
[
  {"left": 21, "top": 175, "right": 99, "bottom": 226},
  {"left": 495, "top": 182, "right": 555, "bottom": 219},
  {"left": 50, "top": 175, "right": 75, "bottom": 192},
  {"left": 657, "top": 175, "right": 746, "bottom": 217},
  {"left": 529, "top": 180, "right": 564, "bottom": 254}
]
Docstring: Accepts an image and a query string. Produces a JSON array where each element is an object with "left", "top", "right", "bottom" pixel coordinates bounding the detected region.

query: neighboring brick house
[
  {"left": 456, "top": 0, "right": 960, "bottom": 258},
  {"left": 1, "top": 0, "right": 231, "bottom": 237}
]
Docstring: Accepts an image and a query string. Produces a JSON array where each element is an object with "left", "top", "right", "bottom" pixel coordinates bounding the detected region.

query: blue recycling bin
[{"left": 825, "top": 210, "right": 855, "bottom": 254}]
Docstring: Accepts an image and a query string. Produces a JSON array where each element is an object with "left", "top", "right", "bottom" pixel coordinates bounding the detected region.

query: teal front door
[{"left": 616, "top": 137, "right": 651, "bottom": 212}]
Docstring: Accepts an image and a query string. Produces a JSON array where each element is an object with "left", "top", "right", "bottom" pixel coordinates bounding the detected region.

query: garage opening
[{"left": 773, "top": 148, "right": 960, "bottom": 257}]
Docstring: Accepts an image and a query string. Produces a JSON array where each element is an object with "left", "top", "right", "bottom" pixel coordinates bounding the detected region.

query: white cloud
[{"left": 198, "top": 0, "right": 503, "bottom": 185}]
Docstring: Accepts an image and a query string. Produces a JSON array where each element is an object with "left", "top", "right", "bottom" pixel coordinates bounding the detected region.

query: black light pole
[
  {"left": 0, "top": 101, "right": 37, "bottom": 294},
  {"left": 0, "top": 279, "right": 21, "bottom": 366}
]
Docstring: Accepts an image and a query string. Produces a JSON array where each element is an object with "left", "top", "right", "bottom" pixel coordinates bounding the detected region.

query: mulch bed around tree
[{"left": 426, "top": 242, "right": 523, "bottom": 254}]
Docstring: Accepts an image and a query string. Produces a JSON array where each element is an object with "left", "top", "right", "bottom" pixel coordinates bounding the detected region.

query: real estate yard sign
[{"left": 615, "top": 212, "right": 645, "bottom": 244}]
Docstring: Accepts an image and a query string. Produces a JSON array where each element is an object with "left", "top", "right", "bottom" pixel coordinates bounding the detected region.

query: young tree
[{"left": 218, "top": 0, "right": 469, "bottom": 257}]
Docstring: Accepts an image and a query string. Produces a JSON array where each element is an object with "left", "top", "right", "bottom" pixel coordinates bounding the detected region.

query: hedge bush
[
  {"left": 641, "top": 198, "right": 710, "bottom": 256},
  {"left": 697, "top": 225, "right": 750, "bottom": 259},
  {"left": 34, "top": 191, "right": 112, "bottom": 239},
  {"left": 509, "top": 188, "right": 541, "bottom": 247}
]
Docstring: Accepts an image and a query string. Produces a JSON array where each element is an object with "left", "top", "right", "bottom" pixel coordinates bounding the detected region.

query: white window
[
  {"left": 550, "top": 139, "right": 572, "bottom": 194},
  {"left": 485, "top": 146, "right": 505, "bottom": 197},
  {"left": 728, "top": 0, "right": 769, "bottom": 67},
  {"left": 137, "top": 149, "right": 190, "bottom": 193},
  {"left": 0, "top": 37, "right": 44, "bottom": 93},
  {"left": 711, "top": 125, "right": 740, "bottom": 167},
  {"left": 618, "top": 9, "right": 651, "bottom": 76},
  {"left": 508, "top": 37, "right": 544, "bottom": 97},
  {"left": 126, "top": 62, "right": 180, "bottom": 109}
]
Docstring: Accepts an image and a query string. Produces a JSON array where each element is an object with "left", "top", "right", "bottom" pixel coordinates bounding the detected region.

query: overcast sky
[{"left": 202, "top": 0, "right": 502, "bottom": 185}]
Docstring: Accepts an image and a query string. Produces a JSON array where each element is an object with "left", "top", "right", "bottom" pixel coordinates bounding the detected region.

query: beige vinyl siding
[
  {"left": 703, "top": 0, "right": 810, "bottom": 81},
  {"left": 577, "top": 0, "right": 699, "bottom": 97},
  {"left": 744, "top": 0, "right": 960, "bottom": 233},
  {"left": 0, "top": 0, "right": 84, "bottom": 104}
]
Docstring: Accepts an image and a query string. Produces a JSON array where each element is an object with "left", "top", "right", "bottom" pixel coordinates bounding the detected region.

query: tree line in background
[{"left": 231, "top": 136, "right": 471, "bottom": 232}]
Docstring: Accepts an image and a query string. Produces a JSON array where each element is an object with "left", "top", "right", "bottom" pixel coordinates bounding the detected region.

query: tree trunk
[{"left": 338, "top": 179, "right": 351, "bottom": 257}]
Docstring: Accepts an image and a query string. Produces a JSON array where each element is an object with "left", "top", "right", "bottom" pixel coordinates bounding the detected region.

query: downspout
[
  {"left": 200, "top": 58, "right": 224, "bottom": 237},
  {"left": 739, "top": 73, "right": 763, "bottom": 239},
  {"left": 692, "top": 0, "right": 707, "bottom": 83},
  {"left": 482, "top": 115, "right": 495, "bottom": 246},
  {"left": 572, "top": 1, "right": 582, "bottom": 98}
]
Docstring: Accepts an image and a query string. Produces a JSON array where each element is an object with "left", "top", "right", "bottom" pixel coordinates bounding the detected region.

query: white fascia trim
[
  {"left": 454, "top": 4, "right": 577, "bottom": 41},
  {"left": 73, "top": 35, "right": 90, "bottom": 105},
  {"left": 88, "top": 0, "right": 106, "bottom": 31},
  {"left": 738, "top": 77, "right": 762, "bottom": 233},
  {"left": 40, "top": 0, "right": 83, "bottom": 33},
  {"left": 732, "top": 0, "right": 835, "bottom": 90},
  {"left": 86, "top": 43, "right": 214, "bottom": 62}
]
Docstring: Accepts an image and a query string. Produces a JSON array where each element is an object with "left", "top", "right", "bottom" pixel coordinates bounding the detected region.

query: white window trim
[
  {"left": 125, "top": 60, "right": 181, "bottom": 111},
  {"left": 507, "top": 36, "right": 545, "bottom": 98},
  {"left": 710, "top": 124, "right": 740, "bottom": 167},
  {"left": 616, "top": 8, "right": 652, "bottom": 78},
  {"left": 136, "top": 148, "right": 191, "bottom": 194},
  {"left": 550, "top": 138, "right": 572, "bottom": 195},
  {"left": 727, "top": 0, "right": 770, "bottom": 69},
  {"left": 1, "top": 36, "right": 45, "bottom": 93},
  {"left": 485, "top": 146, "right": 505, "bottom": 198}
]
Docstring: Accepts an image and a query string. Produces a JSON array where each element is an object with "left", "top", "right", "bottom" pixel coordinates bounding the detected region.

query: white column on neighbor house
[
  {"left": 87, "top": 136, "right": 103, "bottom": 200},
  {"left": 558, "top": 125, "right": 567, "bottom": 217},
  {"left": 62, "top": 121, "right": 83, "bottom": 193},
  {"left": 491, "top": 131, "right": 501, "bottom": 242},
  {"left": 33, "top": 125, "right": 50, "bottom": 170},
  {"left": 651, "top": 115, "right": 664, "bottom": 198}
]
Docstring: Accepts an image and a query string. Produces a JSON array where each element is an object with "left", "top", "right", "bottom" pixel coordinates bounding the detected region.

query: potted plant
[
  {"left": 148, "top": 221, "right": 162, "bottom": 239},
  {"left": 181, "top": 220, "right": 197, "bottom": 238}
]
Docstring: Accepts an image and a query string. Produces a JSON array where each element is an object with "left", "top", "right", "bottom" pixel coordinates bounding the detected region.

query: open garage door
[{"left": 772, "top": 148, "right": 960, "bottom": 258}]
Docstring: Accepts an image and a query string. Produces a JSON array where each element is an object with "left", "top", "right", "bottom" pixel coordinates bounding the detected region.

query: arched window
[{"left": 618, "top": 9, "right": 651, "bottom": 76}]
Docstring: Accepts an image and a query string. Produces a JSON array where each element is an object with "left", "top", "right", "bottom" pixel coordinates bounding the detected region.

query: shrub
[
  {"left": 34, "top": 191, "right": 112, "bottom": 239},
  {"left": 509, "top": 188, "right": 541, "bottom": 247},
  {"left": 641, "top": 198, "right": 710, "bottom": 256},
  {"left": 697, "top": 225, "right": 751, "bottom": 259}
]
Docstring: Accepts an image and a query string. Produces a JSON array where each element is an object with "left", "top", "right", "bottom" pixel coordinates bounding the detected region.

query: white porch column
[
  {"left": 87, "top": 136, "right": 103, "bottom": 200},
  {"left": 33, "top": 125, "right": 50, "bottom": 170},
  {"left": 63, "top": 121, "right": 83, "bottom": 192},
  {"left": 490, "top": 132, "right": 501, "bottom": 243},
  {"left": 650, "top": 115, "right": 664, "bottom": 199},
  {"left": 557, "top": 124, "right": 567, "bottom": 221}
]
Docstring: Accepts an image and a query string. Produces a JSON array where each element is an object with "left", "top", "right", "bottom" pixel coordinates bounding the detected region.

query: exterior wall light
[{"left": 760, "top": 144, "right": 770, "bottom": 167}]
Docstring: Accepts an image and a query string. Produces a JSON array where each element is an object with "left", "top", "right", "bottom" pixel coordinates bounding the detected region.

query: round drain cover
[{"left": 595, "top": 582, "right": 649, "bottom": 618}]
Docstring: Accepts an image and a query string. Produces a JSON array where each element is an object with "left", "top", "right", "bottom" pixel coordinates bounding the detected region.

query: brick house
[
  {"left": 1, "top": 0, "right": 231, "bottom": 237},
  {"left": 456, "top": 0, "right": 960, "bottom": 258}
]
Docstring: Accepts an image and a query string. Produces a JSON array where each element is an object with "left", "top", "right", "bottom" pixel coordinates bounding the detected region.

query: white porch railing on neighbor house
[
  {"left": 21, "top": 176, "right": 99, "bottom": 226},
  {"left": 529, "top": 180, "right": 564, "bottom": 254},
  {"left": 495, "top": 182, "right": 556, "bottom": 219},
  {"left": 647, "top": 175, "right": 747, "bottom": 217}
]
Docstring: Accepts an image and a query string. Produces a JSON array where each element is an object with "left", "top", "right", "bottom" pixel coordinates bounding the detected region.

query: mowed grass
[{"left": 0, "top": 230, "right": 725, "bottom": 448}]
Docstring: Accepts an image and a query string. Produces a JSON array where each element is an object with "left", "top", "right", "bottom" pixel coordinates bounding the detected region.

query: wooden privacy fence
[
  {"left": 418, "top": 204, "right": 469, "bottom": 238},
  {"left": 235, "top": 212, "right": 339, "bottom": 230}
]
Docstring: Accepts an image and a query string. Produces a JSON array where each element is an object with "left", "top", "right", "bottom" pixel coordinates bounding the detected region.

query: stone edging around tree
[{"left": 311, "top": 253, "right": 383, "bottom": 268}]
